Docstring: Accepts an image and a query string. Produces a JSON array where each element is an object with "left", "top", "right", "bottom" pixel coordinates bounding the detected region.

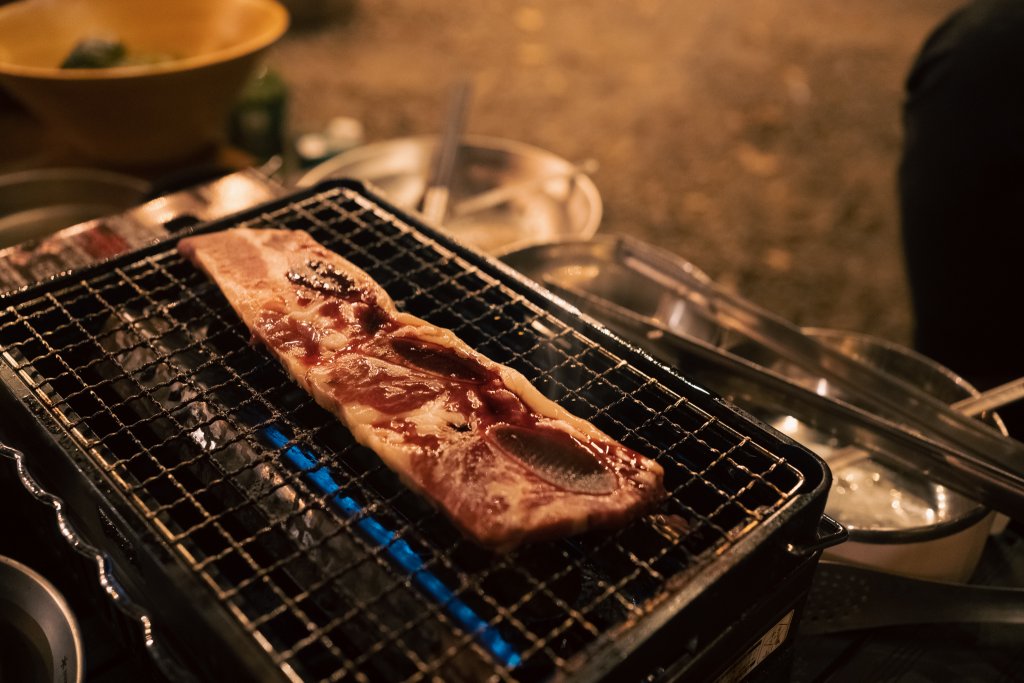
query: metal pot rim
[
  {"left": 0, "top": 554, "right": 84, "bottom": 683},
  {"left": 804, "top": 327, "right": 1004, "bottom": 544}
]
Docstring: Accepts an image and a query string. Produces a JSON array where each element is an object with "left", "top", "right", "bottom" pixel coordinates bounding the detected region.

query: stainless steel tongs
[
  {"left": 619, "top": 238, "right": 1024, "bottom": 458},
  {"left": 505, "top": 235, "right": 1024, "bottom": 521}
]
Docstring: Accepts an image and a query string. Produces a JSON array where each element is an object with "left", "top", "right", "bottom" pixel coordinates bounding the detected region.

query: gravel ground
[{"left": 271, "top": 0, "right": 964, "bottom": 346}]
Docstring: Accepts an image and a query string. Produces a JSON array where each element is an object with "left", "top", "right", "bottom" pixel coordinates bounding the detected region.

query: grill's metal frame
[{"left": 0, "top": 181, "right": 832, "bottom": 682}]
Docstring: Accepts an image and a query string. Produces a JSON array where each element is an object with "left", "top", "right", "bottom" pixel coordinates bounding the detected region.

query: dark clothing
[{"left": 900, "top": 0, "right": 1024, "bottom": 436}]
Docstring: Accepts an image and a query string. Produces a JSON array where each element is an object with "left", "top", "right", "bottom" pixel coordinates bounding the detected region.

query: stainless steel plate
[
  {"left": 298, "top": 134, "right": 602, "bottom": 255},
  {"left": 500, "top": 235, "right": 722, "bottom": 345}
]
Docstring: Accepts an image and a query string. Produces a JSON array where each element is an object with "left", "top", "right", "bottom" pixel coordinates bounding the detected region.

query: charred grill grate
[{"left": 0, "top": 184, "right": 806, "bottom": 682}]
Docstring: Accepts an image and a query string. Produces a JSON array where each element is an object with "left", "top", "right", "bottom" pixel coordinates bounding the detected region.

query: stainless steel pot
[
  {"left": 0, "top": 555, "right": 83, "bottom": 683},
  {"left": 0, "top": 167, "right": 149, "bottom": 249},
  {"left": 756, "top": 329, "right": 1004, "bottom": 582}
]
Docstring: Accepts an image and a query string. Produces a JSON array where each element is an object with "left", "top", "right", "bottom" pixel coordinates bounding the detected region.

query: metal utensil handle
[
  {"left": 615, "top": 237, "right": 1024, "bottom": 484},
  {"left": 419, "top": 80, "right": 473, "bottom": 224},
  {"left": 826, "top": 375, "right": 1024, "bottom": 471},
  {"left": 543, "top": 279, "right": 1024, "bottom": 520},
  {"left": 952, "top": 375, "right": 1024, "bottom": 417},
  {"left": 803, "top": 561, "right": 1024, "bottom": 634}
]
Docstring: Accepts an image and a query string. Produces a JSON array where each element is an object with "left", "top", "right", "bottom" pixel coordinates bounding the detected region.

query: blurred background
[
  {"left": 0, "top": 0, "right": 962, "bottom": 345},
  {"left": 6, "top": 4, "right": 1024, "bottom": 682},
  {"left": 272, "top": 0, "right": 962, "bottom": 346}
]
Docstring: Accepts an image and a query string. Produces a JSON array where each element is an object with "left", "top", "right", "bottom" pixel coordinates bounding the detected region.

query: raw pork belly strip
[{"left": 178, "top": 228, "right": 665, "bottom": 551}]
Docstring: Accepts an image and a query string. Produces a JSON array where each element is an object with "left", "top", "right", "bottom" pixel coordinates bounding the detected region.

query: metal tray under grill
[{"left": 0, "top": 181, "right": 834, "bottom": 682}]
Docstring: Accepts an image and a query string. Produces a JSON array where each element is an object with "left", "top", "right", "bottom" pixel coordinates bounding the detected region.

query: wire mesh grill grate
[{"left": 0, "top": 185, "right": 806, "bottom": 682}]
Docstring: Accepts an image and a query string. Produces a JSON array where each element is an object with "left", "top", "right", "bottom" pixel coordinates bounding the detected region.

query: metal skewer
[
  {"left": 418, "top": 80, "right": 472, "bottom": 225},
  {"left": 827, "top": 374, "right": 1024, "bottom": 472}
]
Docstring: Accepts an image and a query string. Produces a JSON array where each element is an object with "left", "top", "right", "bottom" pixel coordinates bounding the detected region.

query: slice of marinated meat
[{"left": 178, "top": 227, "right": 665, "bottom": 551}]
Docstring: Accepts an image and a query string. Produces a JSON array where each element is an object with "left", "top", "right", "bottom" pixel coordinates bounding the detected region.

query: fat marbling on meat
[{"left": 177, "top": 227, "right": 665, "bottom": 551}]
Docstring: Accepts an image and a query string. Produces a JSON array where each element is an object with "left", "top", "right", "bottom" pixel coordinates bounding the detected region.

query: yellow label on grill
[{"left": 716, "top": 609, "right": 794, "bottom": 683}]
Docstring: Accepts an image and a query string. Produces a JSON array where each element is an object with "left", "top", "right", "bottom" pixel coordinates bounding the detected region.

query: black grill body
[{"left": 0, "top": 181, "right": 832, "bottom": 682}]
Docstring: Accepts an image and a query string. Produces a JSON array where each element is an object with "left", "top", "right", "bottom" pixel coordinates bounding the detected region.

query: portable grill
[{"left": 0, "top": 181, "right": 839, "bottom": 682}]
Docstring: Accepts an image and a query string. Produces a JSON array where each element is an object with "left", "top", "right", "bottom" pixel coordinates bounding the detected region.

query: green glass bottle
[{"left": 229, "top": 65, "right": 287, "bottom": 161}]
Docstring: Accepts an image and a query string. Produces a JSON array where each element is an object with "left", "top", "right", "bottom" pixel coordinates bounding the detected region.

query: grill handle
[
  {"left": 0, "top": 442, "right": 166, "bottom": 667},
  {"left": 786, "top": 514, "right": 848, "bottom": 558}
]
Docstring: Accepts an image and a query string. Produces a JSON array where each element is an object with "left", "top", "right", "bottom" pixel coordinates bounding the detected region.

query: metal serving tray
[{"left": 0, "top": 181, "right": 835, "bottom": 682}]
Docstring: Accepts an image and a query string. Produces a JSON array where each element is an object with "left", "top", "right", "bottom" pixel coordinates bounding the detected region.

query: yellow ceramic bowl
[{"left": 0, "top": 0, "right": 289, "bottom": 167}]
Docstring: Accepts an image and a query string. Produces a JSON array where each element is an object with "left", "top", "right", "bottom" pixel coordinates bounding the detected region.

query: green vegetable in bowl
[
  {"left": 60, "top": 37, "right": 177, "bottom": 69},
  {"left": 61, "top": 37, "right": 126, "bottom": 68}
]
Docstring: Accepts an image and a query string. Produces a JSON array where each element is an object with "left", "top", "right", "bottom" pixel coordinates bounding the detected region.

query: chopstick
[{"left": 418, "top": 80, "right": 473, "bottom": 225}]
